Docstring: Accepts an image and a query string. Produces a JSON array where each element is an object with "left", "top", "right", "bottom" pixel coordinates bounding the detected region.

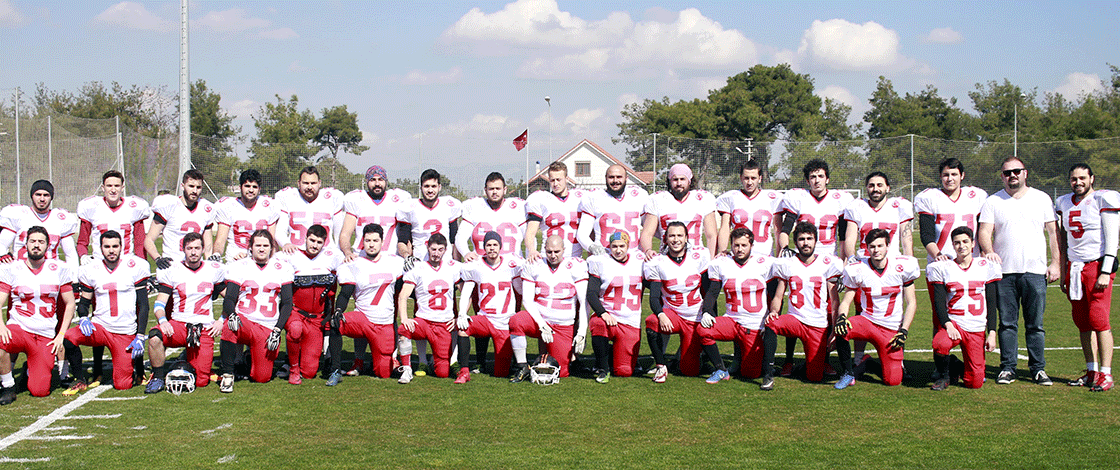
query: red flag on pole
[{"left": 513, "top": 129, "right": 528, "bottom": 151}]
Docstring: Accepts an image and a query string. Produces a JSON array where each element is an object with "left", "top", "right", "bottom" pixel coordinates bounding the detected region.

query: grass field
[{"left": 1, "top": 240, "right": 1119, "bottom": 469}]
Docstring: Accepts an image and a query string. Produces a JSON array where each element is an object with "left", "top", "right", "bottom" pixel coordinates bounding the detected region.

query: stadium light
[{"left": 545, "top": 96, "right": 552, "bottom": 162}]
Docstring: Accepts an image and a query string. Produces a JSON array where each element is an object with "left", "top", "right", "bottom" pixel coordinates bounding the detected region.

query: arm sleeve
[
  {"left": 781, "top": 213, "right": 796, "bottom": 234},
  {"left": 334, "top": 284, "right": 355, "bottom": 313},
  {"left": 449, "top": 219, "right": 459, "bottom": 246},
  {"left": 157, "top": 284, "right": 174, "bottom": 296},
  {"left": 133, "top": 281, "right": 149, "bottom": 334},
  {"left": 986, "top": 283, "right": 999, "bottom": 332},
  {"left": 222, "top": 283, "right": 240, "bottom": 318},
  {"left": 919, "top": 213, "right": 937, "bottom": 247},
  {"left": 585, "top": 275, "right": 606, "bottom": 316},
  {"left": 649, "top": 280, "right": 664, "bottom": 315},
  {"left": 836, "top": 217, "right": 848, "bottom": 241},
  {"left": 211, "top": 281, "right": 227, "bottom": 300},
  {"left": 702, "top": 277, "right": 721, "bottom": 316},
  {"left": 77, "top": 220, "right": 92, "bottom": 256},
  {"left": 396, "top": 223, "right": 413, "bottom": 245},
  {"left": 932, "top": 283, "right": 950, "bottom": 326},
  {"left": 766, "top": 279, "right": 779, "bottom": 307},
  {"left": 132, "top": 220, "right": 146, "bottom": 257},
  {"left": 76, "top": 295, "right": 92, "bottom": 318},
  {"left": 276, "top": 283, "right": 293, "bottom": 327}
]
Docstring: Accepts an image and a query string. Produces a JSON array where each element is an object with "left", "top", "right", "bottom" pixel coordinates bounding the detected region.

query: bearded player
[
  {"left": 586, "top": 231, "right": 644, "bottom": 383},
  {"left": 644, "top": 221, "right": 712, "bottom": 383},
  {"left": 77, "top": 170, "right": 151, "bottom": 261},
  {"left": 146, "top": 169, "right": 216, "bottom": 268},
  {"left": 716, "top": 160, "right": 784, "bottom": 256},
  {"left": 144, "top": 232, "right": 226, "bottom": 393},
  {"left": 832, "top": 229, "right": 920, "bottom": 389},
  {"left": 840, "top": 172, "right": 914, "bottom": 259},
  {"left": 0, "top": 226, "right": 75, "bottom": 403},
  {"left": 339, "top": 165, "right": 411, "bottom": 261},
  {"left": 456, "top": 231, "right": 523, "bottom": 381},
  {"left": 397, "top": 233, "right": 461, "bottom": 383},
  {"left": 280, "top": 224, "right": 343, "bottom": 384},
  {"left": 457, "top": 172, "right": 525, "bottom": 261},
  {"left": 213, "top": 169, "right": 280, "bottom": 261},
  {"left": 577, "top": 164, "right": 649, "bottom": 255},
  {"left": 698, "top": 227, "right": 778, "bottom": 387},
  {"left": 325, "top": 224, "right": 406, "bottom": 384},
  {"left": 640, "top": 163, "right": 718, "bottom": 258},
  {"left": 0, "top": 180, "right": 79, "bottom": 264},
  {"left": 275, "top": 166, "right": 345, "bottom": 253},
  {"left": 526, "top": 162, "right": 588, "bottom": 261},
  {"left": 218, "top": 230, "right": 294, "bottom": 392},
  {"left": 510, "top": 235, "right": 588, "bottom": 382},
  {"left": 764, "top": 221, "right": 842, "bottom": 385},
  {"left": 1056, "top": 163, "right": 1120, "bottom": 391},
  {"left": 62, "top": 230, "right": 150, "bottom": 392},
  {"left": 926, "top": 227, "right": 1001, "bottom": 390}
]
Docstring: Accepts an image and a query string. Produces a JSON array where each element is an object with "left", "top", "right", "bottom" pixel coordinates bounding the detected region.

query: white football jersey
[
  {"left": 1056, "top": 190, "right": 1120, "bottom": 263},
  {"left": 275, "top": 186, "right": 346, "bottom": 249},
  {"left": 586, "top": 251, "right": 645, "bottom": 328},
  {"left": 709, "top": 254, "right": 776, "bottom": 330},
  {"left": 716, "top": 189, "right": 784, "bottom": 255},
  {"left": 778, "top": 188, "right": 854, "bottom": 255},
  {"left": 0, "top": 205, "right": 79, "bottom": 261},
  {"left": 215, "top": 196, "right": 281, "bottom": 259},
  {"left": 0, "top": 259, "right": 74, "bottom": 338},
  {"left": 644, "top": 190, "right": 717, "bottom": 248},
  {"left": 343, "top": 188, "right": 411, "bottom": 253},
  {"left": 78, "top": 254, "right": 150, "bottom": 335},
  {"left": 525, "top": 189, "right": 587, "bottom": 257},
  {"left": 77, "top": 195, "right": 151, "bottom": 258},
  {"left": 225, "top": 257, "right": 294, "bottom": 329},
  {"left": 460, "top": 255, "right": 523, "bottom": 330},
  {"left": 396, "top": 196, "right": 462, "bottom": 250},
  {"left": 156, "top": 260, "right": 225, "bottom": 325},
  {"left": 461, "top": 197, "right": 526, "bottom": 257},
  {"left": 926, "top": 258, "right": 1002, "bottom": 333},
  {"left": 151, "top": 194, "right": 216, "bottom": 262},
  {"left": 523, "top": 257, "right": 587, "bottom": 326},
  {"left": 578, "top": 186, "right": 649, "bottom": 250},
  {"left": 842, "top": 197, "right": 914, "bottom": 257},
  {"left": 913, "top": 186, "right": 987, "bottom": 262},
  {"left": 403, "top": 258, "right": 461, "bottom": 323},
  {"left": 841, "top": 256, "right": 920, "bottom": 330},
  {"left": 770, "top": 254, "right": 842, "bottom": 328},
  {"left": 643, "top": 249, "right": 711, "bottom": 322},
  {"left": 337, "top": 254, "right": 405, "bottom": 325}
]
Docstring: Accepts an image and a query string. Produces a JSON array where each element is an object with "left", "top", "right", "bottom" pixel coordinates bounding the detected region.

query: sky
[{"left": 1, "top": 0, "right": 1118, "bottom": 188}]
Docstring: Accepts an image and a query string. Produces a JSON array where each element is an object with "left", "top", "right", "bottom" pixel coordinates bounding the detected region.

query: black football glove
[
  {"left": 186, "top": 323, "right": 202, "bottom": 348},
  {"left": 155, "top": 257, "right": 172, "bottom": 270},
  {"left": 226, "top": 312, "right": 241, "bottom": 332},
  {"left": 834, "top": 316, "right": 851, "bottom": 337},
  {"left": 206, "top": 254, "right": 222, "bottom": 262},
  {"left": 888, "top": 328, "right": 908, "bottom": 349},
  {"left": 329, "top": 308, "right": 345, "bottom": 331},
  {"left": 266, "top": 328, "right": 282, "bottom": 351}
]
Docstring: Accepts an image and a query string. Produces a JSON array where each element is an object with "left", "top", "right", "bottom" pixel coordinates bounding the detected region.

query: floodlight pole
[
  {"left": 178, "top": 0, "right": 190, "bottom": 196},
  {"left": 545, "top": 96, "right": 552, "bottom": 162}
]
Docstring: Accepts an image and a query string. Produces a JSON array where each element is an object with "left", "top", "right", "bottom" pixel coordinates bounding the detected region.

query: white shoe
[
  {"left": 219, "top": 374, "right": 234, "bottom": 393},
  {"left": 653, "top": 365, "right": 668, "bottom": 383},
  {"left": 398, "top": 366, "right": 413, "bottom": 384}
]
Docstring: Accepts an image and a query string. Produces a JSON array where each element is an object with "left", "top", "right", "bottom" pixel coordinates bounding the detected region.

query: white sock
[
  {"left": 1, "top": 372, "right": 13, "bottom": 388},
  {"left": 1102, "top": 366, "right": 1112, "bottom": 375},
  {"left": 511, "top": 335, "right": 527, "bottom": 364},
  {"left": 397, "top": 336, "right": 412, "bottom": 359},
  {"left": 449, "top": 342, "right": 458, "bottom": 367},
  {"left": 1088, "top": 362, "right": 1098, "bottom": 371}
]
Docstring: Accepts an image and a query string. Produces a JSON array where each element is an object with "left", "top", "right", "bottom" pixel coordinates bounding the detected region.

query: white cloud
[
  {"left": 925, "top": 27, "right": 963, "bottom": 44},
  {"left": 197, "top": 8, "right": 269, "bottom": 32},
  {"left": 288, "top": 61, "right": 308, "bottom": 73},
  {"left": 617, "top": 93, "right": 640, "bottom": 109},
  {"left": 796, "top": 19, "right": 906, "bottom": 71},
  {"left": 400, "top": 67, "right": 463, "bottom": 85},
  {"left": 94, "top": 2, "right": 173, "bottom": 32},
  {"left": 563, "top": 108, "right": 604, "bottom": 135},
  {"left": 227, "top": 99, "right": 259, "bottom": 120},
  {"left": 436, "top": 114, "right": 517, "bottom": 137},
  {"left": 0, "top": 0, "right": 26, "bottom": 27},
  {"left": 259, "top": 27, "right": 297, "bottom": 40},
  {"left": 442, "top": 0, "right": 756, "bottom": 79},
  {"left": 1053, "top": 72, "right": 1106, "bottom": 99},
  {"left": 817, "top": 85, "right": 858, "bottom": 109}
]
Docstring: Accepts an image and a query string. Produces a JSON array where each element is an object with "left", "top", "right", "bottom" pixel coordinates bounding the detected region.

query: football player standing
[
  {"left": 0, "top": 180, "right": 79, "bottom": 264},
  {"left": 457, "top": 172, "right": 525, "bottom": 261},
  {"left": 715, "top": 160, "right": 784, "bottom": 256},
  {"left": 145, "top": 170, "right": 216, "bottom": 267},
  {"left": 525, "top": 162, "right": 587, "bottom": 261},
  {"left": 640, "top": 163, "right": 718, "bottom": 258},
  {"left": 577, "top": 164, "right": 649, "bottom": 255},
  {"left": 275, "top": 166, "right": 345, "bottom": 253},
  {"left": 213, "top": 169, "right": 280, "bottom": 261}
]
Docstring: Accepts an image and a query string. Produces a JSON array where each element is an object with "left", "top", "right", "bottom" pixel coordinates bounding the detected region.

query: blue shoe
[
  {"left": 835, "top": 373, "right": 856, "bottom": 389},
  {"left": 706, "top": 369, "right": 730, "bottom": 384},
  {"left": 326, "top": 369, "right": 343, "bottom": 387},
  {"left": 144, "top": 377, "right": 165, "bottom": 394}
]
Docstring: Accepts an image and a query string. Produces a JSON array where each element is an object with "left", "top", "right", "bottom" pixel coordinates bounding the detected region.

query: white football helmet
[
  {"left": 530, "top": 354, "right": 560, "bottom": 385},
  {"left": 166, "top": 362, "right": 197, "bottom": 396}
]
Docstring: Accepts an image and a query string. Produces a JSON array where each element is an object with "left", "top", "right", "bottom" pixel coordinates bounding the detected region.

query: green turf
[{"left": 1, "top": 235, "right": 1117, "bottom": 469}]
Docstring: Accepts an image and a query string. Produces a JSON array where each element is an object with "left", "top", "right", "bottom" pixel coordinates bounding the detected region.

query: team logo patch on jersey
[
  {"left": 49, "top": 263, "right": 58, "bottom": 271},
  {"left": 325, "top": 192, "right": 333, "bottom": 199},
  {"left": 823, "top": 257, "right": 832, "bottom": 264},
  {"left": 978, "top": 260, "right": 987, "bottom": 266},
  {"left": 128, "top": 260, "right": 135, "bottom": 267},
  {"left": 832, "top": 193, "right": 840, "bottom": 199},
  {"left": 263, "top": 200, "right": 271, "bottom": 207},
  {"left": 892, "top": 201, "right": 900, "bottom": 208},
  {"left": 968, "top": 190, "right": 976, "bottom": 198},
  {"left": 129, "top": 200, "right": 137, "bottom": 208},
  {"left": 769, "top": 192, "right": 777, "bottom": 199},
  {"left": 757, "top": 257, "right": 765, "bottom": 263},
  {"left": 392, "top": 195, "right": 399, "bottom": 202},
  {"left": 510, "top": 201, "right": 517, "bottom": 208},
  {"left": 274, "top": 263, "right": 282, "bottom": 269},
  {"left": 630, "top": 189, "right": 638, "bottom": 197},
  {"left": 58, "top": 212, "right": 66, "bottom": 220},
  {"left": 205, "top": 206, "right": 213, "bottom": 212},
  {"left": 692, "top": 252, "right": 700, "bottom": 259},
  {"left": 896, "top": 264, "right": 904, "bottom": 272}
]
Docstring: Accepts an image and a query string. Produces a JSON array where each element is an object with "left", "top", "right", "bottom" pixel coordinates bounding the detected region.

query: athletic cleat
[
  {"left": 397, "top": 366, "right": 414, "bottom": 384},
  {"left": 0, "top": 386, "right": 15, "bottom": 405},
  {"left": 454, "top": 368, "right": 470, "bottom": 384},
  {"left": 948, "top": 355, "right": 964, "bottom": 385},
  {"left": 595, "top": 369, "right": 610, "bottom": 384},
  {"left": 276, "top": 364, "right": 290, "bottom": 379},
  {"left": 346, "top": 358, "right": 364, "bottom": 377},
  {"left": 834, "top": 373, "right": 856, "bottom": 390},
  {"left": 931, "top": 376, "right": 949, "bottom": 391},
  {"left": 219, "top": 374, "right": 234, "bottom": 393},
  {"left": 63, "top": 380, "right": 90, "bottom": 396},
  {"left": 652, "top": 365, "right": 668, "bottom": 384},
  {"left": 144, "top": 378, "right": 165, "bottom": 394},
  {"left": 1069, "top": 370, "right": 1096, "bottom": 387},
  {"left": 510, "top": 365, "right": 531, "bottom": 383},
  {"left": 824, "top": 363, "right": 839, "bottom": 378},
  {"left": 779, "top": 362, "right": 794, "bottom": 378},
  {"left": 706, "top": 369, "right": 730, "bottom": 384},
  {"left": 325, "top": 369, "right": 343, "bottom": 387},
  {"left": 1091, "top": 373, "right": 1113, "bottom": 392},
  {"left": 288, "top": 370, "right": 302, "bottom": 385},
  {"left": 1034, "top": 370, "right": 1053, "bottom": 386},
  {"left": 759, "top": 376, "right": 774, "bottom": 391},
  {"left": 996, "top": 370, "right": 1016, "bottom": 384}
]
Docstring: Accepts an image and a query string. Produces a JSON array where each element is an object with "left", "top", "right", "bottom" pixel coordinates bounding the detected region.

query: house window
[{"left": 575, "top": 161, "right": 591, "bottom": 177}]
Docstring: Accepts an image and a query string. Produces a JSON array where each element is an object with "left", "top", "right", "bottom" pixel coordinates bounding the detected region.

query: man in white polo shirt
[{"left": 978, "top": 156, "right": 1061, "bottom": 386}]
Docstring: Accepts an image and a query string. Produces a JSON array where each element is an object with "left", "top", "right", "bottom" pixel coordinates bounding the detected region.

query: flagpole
[{"left": 525, "top": 131, "right": 530, "bottom": 198}]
